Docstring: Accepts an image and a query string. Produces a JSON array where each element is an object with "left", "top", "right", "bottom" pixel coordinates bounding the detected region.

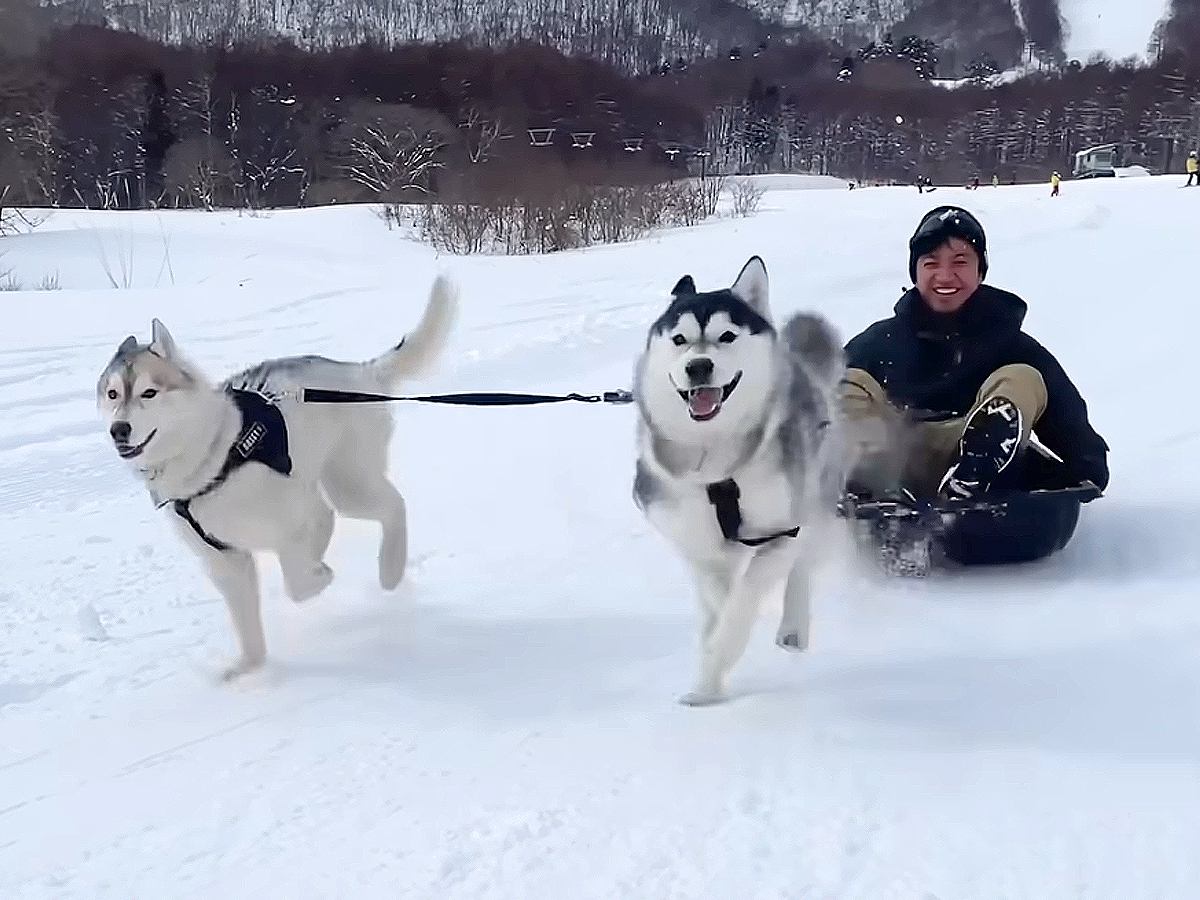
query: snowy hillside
[
  {"left": 1059, "top": 0, "right": 1171, "bottom": 62},
  {"left": 756, "top": 0, "right": 914, "bottom": 40},
  {"left": 748, "top": 0, "right": 1170, "bottom": 62},
  {"left": 3, "top": 175, "right": 1200, "bottom": 897}
]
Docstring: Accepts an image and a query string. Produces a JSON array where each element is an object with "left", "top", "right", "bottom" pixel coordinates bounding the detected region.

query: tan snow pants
[{"left": 839, "top": 364, "right": 1048, "bottom": 497}]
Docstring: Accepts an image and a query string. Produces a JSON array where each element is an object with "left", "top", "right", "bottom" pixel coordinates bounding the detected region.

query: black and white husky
[
  {"left": 96, "top": 276, "right": 457, "bottom": 679},
  {"left": 633, "top": 257, "right": 845, "bottom": 705}
]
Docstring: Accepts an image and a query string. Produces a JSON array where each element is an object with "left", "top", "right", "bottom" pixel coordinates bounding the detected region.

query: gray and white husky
[
  {"left": 96, "top": 276, "right": 458, "bottom": 679},
  {"left": 633, "top": 257, "right": 845, "bottom": 705}
]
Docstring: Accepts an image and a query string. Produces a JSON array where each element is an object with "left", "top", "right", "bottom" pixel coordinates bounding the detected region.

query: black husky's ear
[
  {"left": 731, "top": 256, "right": 770, "bottom": 318},
  {"left": 671, "top": 275, "right": 696, "bottom": 296}
]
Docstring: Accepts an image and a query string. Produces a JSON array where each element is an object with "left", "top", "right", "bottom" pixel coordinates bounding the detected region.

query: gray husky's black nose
[
  {"left": 110, "top": 421, "right": 131, "bottom": 443},
  {"left": 685, "top": 357, "right": 714, "bottom": 384}
]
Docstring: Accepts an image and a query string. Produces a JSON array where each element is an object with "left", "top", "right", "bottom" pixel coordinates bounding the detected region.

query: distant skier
[
  {"left": 992, "top": 173, "right": 999, "bottom": 187},
  {"left": 1050, "top": 171, "right": 1061, "bottom": 197},
  {"left": 1186, "top": 151, "right": 1198, "bottom": 187}
]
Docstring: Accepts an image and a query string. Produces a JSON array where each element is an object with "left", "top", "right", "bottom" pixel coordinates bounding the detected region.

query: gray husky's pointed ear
[
  {"left": 671, "top": 275, "right": 696, "bottom": 296},
  {"left": 149, "top": 318, "right": 177, "bottom": 358},
  {"left": 118, "top": 335, "right": 138, "bottom": 356},
  {"left": 731, "top": 256, "right": 769, "bottom": 316}
]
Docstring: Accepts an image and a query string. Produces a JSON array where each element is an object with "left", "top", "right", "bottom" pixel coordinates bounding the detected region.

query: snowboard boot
[{"left": 938, "top": 396, "right": 1023, "bottom": 500}]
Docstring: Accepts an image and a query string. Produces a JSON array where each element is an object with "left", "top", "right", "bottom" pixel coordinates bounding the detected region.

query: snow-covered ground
[{"left": 3, "top": 174, "right": 1199, "bottom": 897}]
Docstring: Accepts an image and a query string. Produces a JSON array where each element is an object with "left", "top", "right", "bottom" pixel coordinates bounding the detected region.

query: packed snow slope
[{"left": 2, "top": 174, "right": 1199, "bottom": 898}]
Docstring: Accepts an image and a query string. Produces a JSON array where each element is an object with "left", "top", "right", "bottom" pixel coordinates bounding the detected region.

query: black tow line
[
  {"left": 302, "top": 385, "right": 799, "bottom": 549},
  {"left": 302, "top": 388, "right": 635, "bottom": 406}
]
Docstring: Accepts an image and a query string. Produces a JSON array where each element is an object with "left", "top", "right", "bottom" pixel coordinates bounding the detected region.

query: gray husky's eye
[
  {"left": 672, "top": 334, "right": 687, "bottom": 346},
  {"left": 106, "top": 389, "right": 118, "bottom": 400},
  {"left": 718, "top": 330, "right": 737, "bottom": 344},
  {"left": 140, "top": 388, "right": 158, "bottom": 400}
]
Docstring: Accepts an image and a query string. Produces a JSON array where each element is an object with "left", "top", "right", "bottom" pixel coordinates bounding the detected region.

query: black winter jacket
[{"left": 844, "top": 285, "right": 1110, "bottom": 490}]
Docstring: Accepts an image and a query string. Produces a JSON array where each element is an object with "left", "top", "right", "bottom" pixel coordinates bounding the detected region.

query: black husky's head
[{"left": 638, "top": 256, "right": 777, "bottom": 431}]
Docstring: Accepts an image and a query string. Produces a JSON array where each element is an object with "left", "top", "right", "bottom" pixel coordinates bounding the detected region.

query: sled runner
[{"left": 838, "top": 481, "right": 1103, "bottom": 576}]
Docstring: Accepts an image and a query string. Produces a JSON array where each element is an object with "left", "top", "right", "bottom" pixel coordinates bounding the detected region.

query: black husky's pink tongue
[{"left": 688, "top": 387, "right": 722, "bottom": 419}]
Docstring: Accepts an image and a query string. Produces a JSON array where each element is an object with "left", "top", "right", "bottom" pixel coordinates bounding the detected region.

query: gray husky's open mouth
[
  {"left": 677, "top": 371, "right": 742, "bottom": 421},
  {"left": 116, "top": 429, "right": 157, "bottom": 459}
]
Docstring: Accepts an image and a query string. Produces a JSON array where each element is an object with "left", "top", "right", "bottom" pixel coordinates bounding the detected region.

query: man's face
[{"left": 915, "top": 237, "right": 981, "bottom": 314}]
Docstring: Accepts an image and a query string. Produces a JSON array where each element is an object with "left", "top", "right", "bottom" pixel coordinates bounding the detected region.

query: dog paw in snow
[
  {"left": 286, "top": 563, "right": 334, "bottom": 603},
  {"left": 678, "top": 689, "right": 727, "bottom": 707},
  {"left": 220, "top": 654, "right": 266, "bottom": 682},
  {"left": 775, "top": 630, "right": 808, "bottom": 652}
]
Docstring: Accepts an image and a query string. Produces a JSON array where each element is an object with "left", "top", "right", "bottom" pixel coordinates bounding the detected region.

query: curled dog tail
[
  {"left": 370, "top": 274, "right": 459, "bottom": 388},
  {"left": 782, "top": 312, "right": 844, "bottom": 387}
]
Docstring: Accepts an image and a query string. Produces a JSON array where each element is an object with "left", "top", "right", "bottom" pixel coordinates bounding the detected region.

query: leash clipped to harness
[
  {"left": 706, "top": 479, "right": 801, "bottom": 548},
  {"left": 301, "top": 388, "right": 635, "bottom": 406}
]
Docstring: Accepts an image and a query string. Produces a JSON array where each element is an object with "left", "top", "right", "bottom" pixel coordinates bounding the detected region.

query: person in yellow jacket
[
  {"left": 1187, "top": 151, "right": 1198, "bottom": 187},
  {"left": 1050, "top": 171, "right": 1061, "bottom": 197}
]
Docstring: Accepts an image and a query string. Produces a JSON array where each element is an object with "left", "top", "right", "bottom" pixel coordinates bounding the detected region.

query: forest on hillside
[{"left": 3, "top": 0, "right": 1200, "bottom": 213}]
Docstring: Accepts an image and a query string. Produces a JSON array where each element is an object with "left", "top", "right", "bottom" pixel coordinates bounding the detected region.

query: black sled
[{"left": 837, "top": 448, "right": 1103, "bottom": 576}]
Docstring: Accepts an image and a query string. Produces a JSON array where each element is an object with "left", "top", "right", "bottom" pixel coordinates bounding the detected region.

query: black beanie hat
[{"left": 908, "top": 206, "right": 988, "bottom": 283}]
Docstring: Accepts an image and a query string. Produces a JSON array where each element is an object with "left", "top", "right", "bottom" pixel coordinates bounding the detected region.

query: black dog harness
[
  {"left": 705, "top": 479, "right": 801, "bottom": 548},
  {"left": 161, "top": 390, "right": 293, "bottom": 551}
]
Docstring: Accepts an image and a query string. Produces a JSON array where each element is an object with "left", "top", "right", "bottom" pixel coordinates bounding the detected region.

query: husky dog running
[
  {"left": 633, "top": 257, "right": 845, "bottom": 705},
  {"left": 96, "top": 276, "right": 458, "bottom": 679}
]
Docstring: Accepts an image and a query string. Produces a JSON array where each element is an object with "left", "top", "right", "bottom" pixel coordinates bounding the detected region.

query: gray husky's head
[
  {"left": 636, "top": 256, "right": 778, "bottom": 436},
  {"left": 96, "top": 319, "right": 207, "bottom": 469}
]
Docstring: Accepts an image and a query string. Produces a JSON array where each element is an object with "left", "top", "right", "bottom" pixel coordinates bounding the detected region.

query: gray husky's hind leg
[
  {"left": 776, "top": 555, "right": 812, "bottom": 652},
  {"left": 309, "top": 492, "right": 335, "bottom": 561},
  {"left": 202, "top": 548, "right": 267, "bottom": 679},
  {"left": 322, "top": 458, "right": 408, "bottom": 591}
]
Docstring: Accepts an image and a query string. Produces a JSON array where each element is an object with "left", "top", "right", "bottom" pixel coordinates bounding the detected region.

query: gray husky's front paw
[
  {"left": 288, "top": 563, "right": 333, "bottom": 603},
  {"left": 775, "top": 629, "right": 809, "bottom": 653},
  {"left": 678, "top": 688, "right": 727, "bottom": 707},
  {"left": 221, "top": 653, "right": 265, "bottom": 682}
]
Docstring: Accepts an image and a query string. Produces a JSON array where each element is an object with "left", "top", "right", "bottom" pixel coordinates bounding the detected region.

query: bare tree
[
  {"left": 729, "top": 177, "right": 766, "bottom": 217},
  {"left": 458, "top": 106, "right": 509, "bottom": 164},
  {"left": 12, "top": 108, "right": 61, "bottom": 205},
  {"left": 170, "top": 75, "right": 226, "bottom": 209},
  {"left": 339, "top": 104, "right": 449, "bottom": 198}
]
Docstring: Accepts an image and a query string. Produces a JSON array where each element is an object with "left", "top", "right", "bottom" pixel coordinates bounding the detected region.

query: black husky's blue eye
[
  {"left": 672, "top": 334, "right": 687, "bottom": 346},
  {"left": 141, "top": 388, "right": 158, "bottom": 400},
  {"left": 718, "top": 331, "right": 737, "bottom": 343}
]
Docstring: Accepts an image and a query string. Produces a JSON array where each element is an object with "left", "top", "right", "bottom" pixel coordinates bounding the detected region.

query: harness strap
[
  {"left": 705, "top": 479, "right": 801, "bottom": 548},
  {"left": 173, "top": 499, "right": 231, "bottom": 552},
  {"left": 159, "top": 390, "right": 293, "bottom": 553}
]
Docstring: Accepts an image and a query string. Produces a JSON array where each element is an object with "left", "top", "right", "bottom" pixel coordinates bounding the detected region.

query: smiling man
[{"left": 840, "top": 206, "right": 1109, "bottom": 504}]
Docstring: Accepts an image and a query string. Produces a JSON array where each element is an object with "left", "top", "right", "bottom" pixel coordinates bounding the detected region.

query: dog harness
[
  {"left": 161, "top": 390, "right": 293, "bottom": 552},
  {"left": 705, "top": 479, "right": 801, "bottom": 547}
]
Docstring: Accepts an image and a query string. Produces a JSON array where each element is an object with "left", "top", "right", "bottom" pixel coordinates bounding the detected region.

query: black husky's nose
[
  {"left": 110, "top": 421, "right": 132, "bottom": 443},
  {"left": 685, "top": 357, "right": 714, "bottom": 384}
]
